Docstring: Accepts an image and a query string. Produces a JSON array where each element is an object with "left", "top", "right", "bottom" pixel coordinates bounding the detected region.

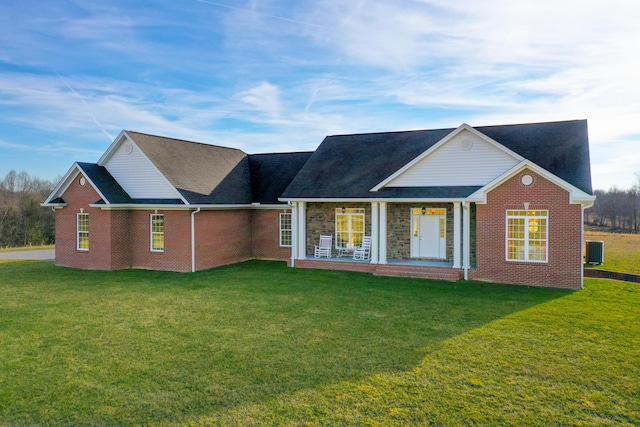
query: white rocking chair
[
  {"left": 352, "top": 236, "right": 371, "bottom": 260},
  {"left": 314, "top": 235, "right": 333, "bottom": 258}
]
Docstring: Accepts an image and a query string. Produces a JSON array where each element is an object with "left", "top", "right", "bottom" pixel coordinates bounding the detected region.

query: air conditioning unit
[{"left": 585, "top": 240, "right": 604, "bottom": 265}]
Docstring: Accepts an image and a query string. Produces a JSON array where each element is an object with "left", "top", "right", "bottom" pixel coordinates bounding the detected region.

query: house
[{"left": 43, "top": 120, "right": 595, "bottom": 289}]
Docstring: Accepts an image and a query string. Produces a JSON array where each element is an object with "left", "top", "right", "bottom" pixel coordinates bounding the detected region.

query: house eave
[
  {"left": 91, "top": 203, "right": 279, "bottom": 211},
  {"left": 469, "top": 160, "right": 595, "bottom": 205},
  {"left": 279, "top": 197, "right": 473, "bottom": 203}
]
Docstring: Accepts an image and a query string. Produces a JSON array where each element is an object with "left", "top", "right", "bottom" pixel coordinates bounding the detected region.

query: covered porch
[{"left": 288, "top": 200, "right": 475, "bottom": 282}]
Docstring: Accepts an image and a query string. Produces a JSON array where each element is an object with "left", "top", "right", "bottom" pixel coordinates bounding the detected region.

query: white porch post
[
  {"left": 297, "top": 202, "right": 307, "bottom": 259},
  {"left": 453, "top": 202, "right": 461, "bottom": 268},
  {"left": 290, "top": 202, "right": 298, "bottom": 267},
  {"left": 462, "top": 202, "right": 471, "bottom": 280},
  {"left": 371, "top": 202, "right": 379, "bottom": 264},
  {"left": 379, "top": 202, "right": 387, "bottom": 264}
]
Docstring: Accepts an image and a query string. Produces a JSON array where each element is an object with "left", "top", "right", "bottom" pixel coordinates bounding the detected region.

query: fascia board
[
  {"left": 97, "top": 130, "right": 128, "bottom": 165},
  {"left": 370, "top": 123, "right": 525, "bottom": 192},
  {"left": 468, "top": 160, "right": 596, "bottom": 205},
  {"left": 42, "top": 163, "right": 81, "bottom": 204},
  {"left": 93, "top": 204, "right": 256, "bottom": 211},
  {"left": 100, "top": 131, "right": 189, "bottom": 205},
  {"left": 43, "top": 162, "right": 112, "bottom": 206},
  {"left": 279, "top": 197, "right": 471, "bottom": 203}
]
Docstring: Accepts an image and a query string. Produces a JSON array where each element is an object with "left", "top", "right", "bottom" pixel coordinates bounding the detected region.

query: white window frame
[
  {"left": 150, "top": 214, "right": 165, "bottom": 252},
  {"left": 506, "top": 210, "right": 548, "bottom": 263},
  {"left": 279, "top": 212, "right": 292, "bottom": 247},
  {"left": 335, "top": 208, "right": 365, "bottom": 250},
  {"left": 77, "top": 213, "right": 89, "bottom": 251}
]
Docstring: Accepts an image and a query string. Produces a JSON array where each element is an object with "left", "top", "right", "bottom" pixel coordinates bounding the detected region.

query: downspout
[
  {"left": 288, "top": 201, "right": 296, "bottom": 268},
  {"left": 580, "top": 201, "right": 594, "bottom": 289},
  {"left": 191, "top": 207, "right": 201, "bottom": 273}
]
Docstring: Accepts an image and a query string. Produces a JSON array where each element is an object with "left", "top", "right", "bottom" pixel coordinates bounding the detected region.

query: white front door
[{"left": 411, "top": 210, "right": 446, "bottom": 259}]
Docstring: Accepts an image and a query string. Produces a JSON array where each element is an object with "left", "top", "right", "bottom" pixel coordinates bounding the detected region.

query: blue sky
[{"left": 1, "top": 0, "right": 638, "bottom": 190}]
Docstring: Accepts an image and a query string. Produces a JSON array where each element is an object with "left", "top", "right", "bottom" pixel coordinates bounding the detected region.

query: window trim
[
  {"left": 150, "top": 214, "right": 165, "bottom": 252},
  {"left": 505, "top": 210, "right": 548, "bottom": 263},
  {"left": 77, "top": 213, "right": 89, "bottom": 251},
  {"left": 279, "top": 212, "right": 292, "bottom": 247},
  {"left": 335, "top": 208, "right": 365, "bottom": 250}
]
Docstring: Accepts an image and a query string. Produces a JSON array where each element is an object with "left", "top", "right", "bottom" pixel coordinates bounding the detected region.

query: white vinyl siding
[
  {"left": 386, "top": 130, "right": 519, "bottom": 187},
  {"left": 104, "top": 140, "right": 180, "bottom": 199}
]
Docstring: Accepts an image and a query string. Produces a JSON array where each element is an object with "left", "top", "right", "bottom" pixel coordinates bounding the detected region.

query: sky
[{"left": 1, "top": 0, "right": 639, "bottom": 191}]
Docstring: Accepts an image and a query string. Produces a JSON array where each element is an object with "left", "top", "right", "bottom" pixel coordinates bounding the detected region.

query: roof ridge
[{"left": 124, "top": 130, "right": 246, "bottom": 154}]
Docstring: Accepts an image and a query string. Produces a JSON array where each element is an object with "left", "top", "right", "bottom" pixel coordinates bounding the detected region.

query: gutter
[{"left": 191, "top": 207, "right": 201, "bottom": 273}]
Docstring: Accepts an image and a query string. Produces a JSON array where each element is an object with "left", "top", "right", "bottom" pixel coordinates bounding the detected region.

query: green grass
[
  {"left": 0, "top": 261, "right": 638, "bottom": 425},
  {"left": 585, "top": 231, "right": 640, "bottom": 275}
]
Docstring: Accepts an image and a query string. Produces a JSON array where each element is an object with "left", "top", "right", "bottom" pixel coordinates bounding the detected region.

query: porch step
[{"left": 374, "top": 265, "right": 463, "bottom": 281}]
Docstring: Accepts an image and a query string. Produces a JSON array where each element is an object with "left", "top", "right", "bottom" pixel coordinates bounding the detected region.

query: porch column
[
  {"left": 296, "top": 202, "right": 307, "bottom": 259},
  {"left": 290, "top": 203, "right": 298, "bottom": 266},
  {"left": 462, "top": 202, "right": 470, "bottom": 280},
  {"left": 453, "top": 202, "right": 461, "bottom": 268},
  {"left": 379, "top": 202, "right": 387, "bottom": 264},
  {"left": 371, "top": 202, "right": 379, "bottom": 264}
]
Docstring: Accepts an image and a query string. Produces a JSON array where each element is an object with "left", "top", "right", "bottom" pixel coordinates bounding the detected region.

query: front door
[{"left": 411, "top": 209, "right": 446, "bottom": 259}]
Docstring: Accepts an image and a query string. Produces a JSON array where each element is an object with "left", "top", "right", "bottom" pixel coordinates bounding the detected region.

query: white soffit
[
  {"left": 100, "top": 133, "right": 183, "bottom": 200},
  {"left": 384, "top": 128, "right": 521, "bottom": 188}
]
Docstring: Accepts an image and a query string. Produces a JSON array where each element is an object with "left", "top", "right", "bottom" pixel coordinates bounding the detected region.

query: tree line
[
  {"left": 586, "top": 176, "right": 640, "bottom": 233},
  {"left": 0, "top": 171, "right": 57, "bottom": 248}
]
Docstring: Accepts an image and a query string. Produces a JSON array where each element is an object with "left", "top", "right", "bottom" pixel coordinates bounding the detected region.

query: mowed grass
[
  {"left": 585, "top": 231, "right": 640, "bottom": 275},
  {"left": 0, "top": 261, "right": 638, "bottom": 425}
]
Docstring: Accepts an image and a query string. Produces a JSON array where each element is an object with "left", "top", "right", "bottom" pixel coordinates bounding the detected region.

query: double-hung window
[
  {"left": 506, "top": 210, "right": 548, "bottom": 262},
  {"left": 335, "top": 208, "right": 365, "bottom": 249},
  {"left": 150, "top": 214, "right": 165, "bottom": 252},
  {"left": 279, "top": 213, "right": 292, "bottom": 247},
  {"left": 77, "top": 213, "right": 89, "bottom": 250}
]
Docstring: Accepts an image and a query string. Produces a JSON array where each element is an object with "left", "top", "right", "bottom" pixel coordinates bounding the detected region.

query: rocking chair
[
  {"left": 352, "top": 236, "right": 371, "bottom": 260},
  {"left": 314, "top": 235, "right": 333, "bottom": 258}
]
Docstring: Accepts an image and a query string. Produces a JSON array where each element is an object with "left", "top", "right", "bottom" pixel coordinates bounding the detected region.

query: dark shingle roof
[
  {"left": 127, "top": 131, "right": 253, "bottom": 204},
  {"left": 248, "top": 152, "right": 313, "bottom": 204},
  {"left": 281, "top": 120, "right": 593, "bottom": 199},
  {"left": 78, "top": 162, "right": 186, "bottom": 205},
  {"left": 77, "top": 162, "right": 132, "bottom": 204}
]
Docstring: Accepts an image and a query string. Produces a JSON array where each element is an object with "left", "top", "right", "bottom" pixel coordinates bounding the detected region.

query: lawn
[
  {"left": 585, "top": 231, "right": 640, "bottom": 275},
  {"left": 0, "top": 261, "right": 638, "bottom": 426}
]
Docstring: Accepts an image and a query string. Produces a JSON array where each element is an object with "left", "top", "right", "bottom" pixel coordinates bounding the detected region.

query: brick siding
[
  {"left": 251, "top": 209, "right": 291, "bottom": 261},
  {"left": 472, "top": 169, "right": 584, "bottom": 289}
]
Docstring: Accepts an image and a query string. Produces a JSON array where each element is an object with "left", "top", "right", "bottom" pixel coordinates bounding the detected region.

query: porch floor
[{"left": 305, "top": 255, "right": 453, "bottom": 268}]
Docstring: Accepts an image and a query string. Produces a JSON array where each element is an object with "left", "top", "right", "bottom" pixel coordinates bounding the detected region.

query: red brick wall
[
  {"left": 473, "top": 169, "right": 583, "bottom": 289},
  {"left": 130, "top": 210, "right": 192, "bottom": 272},
  {"left": 251, "top": 209, "right": 291, "bottom": 260},
  {"left": 55, "top": 173, "right": 116, "bottom": 270},
  {"left": 194, "top": 210, "right": 253, "bottom": 271}
]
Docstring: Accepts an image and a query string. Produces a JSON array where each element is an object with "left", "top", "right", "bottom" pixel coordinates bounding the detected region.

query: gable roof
[
  {"left": 123, "top": 131, "right": 253, "bottom": 204},
  {"left": 280, "top": 120, "right": 593, "bottom": 200}
]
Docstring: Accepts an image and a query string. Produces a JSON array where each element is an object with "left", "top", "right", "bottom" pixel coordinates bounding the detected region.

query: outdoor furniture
[
  {"left": 352, "top": 236, "right": 371, "bottom": 260},
  {"left": 314, "top": 235, "right": 332, "bottom": 258},
  {"left": 337, "top": 245, "right": 353, "bottom": 257}
]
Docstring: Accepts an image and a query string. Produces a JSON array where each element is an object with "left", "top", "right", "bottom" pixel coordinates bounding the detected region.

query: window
[
  {"left": 506, "top": 210, "right": 548, "bottom": 262},
  {"left": 335, "top": 208, "right": 365, "bottom": 249},
  {"left": 279, "top": 213, "right": 292, "bottom": 247},
  {"left": 77, "top": 213, "right": 89, "bottom": 250},
  {"left": 150, "top": 214, "right": 165, "bottom": 252}
]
